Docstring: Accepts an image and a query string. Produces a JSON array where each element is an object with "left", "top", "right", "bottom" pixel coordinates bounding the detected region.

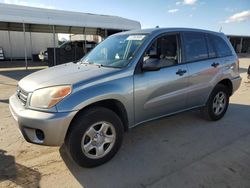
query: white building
[
  {"left": 0, "top": 30, "right": 58, "bottom": 59},
  {"left": 0, "top": 3, "right": 141, "bottom": 61}
]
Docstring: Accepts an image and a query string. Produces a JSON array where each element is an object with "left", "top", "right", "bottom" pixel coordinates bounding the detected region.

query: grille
[{"left": 16, "top": 86, "right": 28, "bottom": 105}]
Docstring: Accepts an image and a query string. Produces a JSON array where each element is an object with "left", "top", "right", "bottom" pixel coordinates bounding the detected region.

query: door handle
[
  {"left": 211, "top": 62, "right": 219, "bottom": 68},
  {"left": 176, "top": 69, "right": 187, "bottom": 76}
]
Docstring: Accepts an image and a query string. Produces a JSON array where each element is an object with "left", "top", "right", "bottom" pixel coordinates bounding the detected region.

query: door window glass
[
  {"left": 206, "top": 35, "right": 216, "bottom": 58},
  {"left": 143, "top": 34, "right": 179, "bottom": 68},
  {"left": 183, "top": 32, "right": 208, "bottom": 62}
]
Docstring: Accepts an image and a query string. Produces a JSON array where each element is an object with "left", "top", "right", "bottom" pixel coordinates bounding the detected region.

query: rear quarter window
[
  {"left": 209, "top": 34, "right": 232, "bottom": 57},
  {"left": 183, "top": 32, "right": 208, "bottom": 62}
]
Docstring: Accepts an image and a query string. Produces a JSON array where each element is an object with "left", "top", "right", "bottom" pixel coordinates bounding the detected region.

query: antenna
[{"left": 219, "top": 26, "right": 222, "bottom": 32}]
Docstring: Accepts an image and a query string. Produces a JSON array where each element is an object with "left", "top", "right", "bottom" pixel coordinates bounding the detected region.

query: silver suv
[{"left": 9, "top": 28, "right": 241, "bottom": 167}]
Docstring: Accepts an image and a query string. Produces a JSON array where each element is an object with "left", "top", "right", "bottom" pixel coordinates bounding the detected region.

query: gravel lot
[{"left": 0, "top": 58, "right": 250, "bottom": 188}]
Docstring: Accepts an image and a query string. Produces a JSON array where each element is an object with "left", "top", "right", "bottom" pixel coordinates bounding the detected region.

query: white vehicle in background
[{"left": 38, "top": 50, "right": 48, "bottom": 61}]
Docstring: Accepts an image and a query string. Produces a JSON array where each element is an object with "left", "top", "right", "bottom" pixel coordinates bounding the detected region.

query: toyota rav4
[{"left": 9, "top": 28, "right": 241, "bottom": 167}]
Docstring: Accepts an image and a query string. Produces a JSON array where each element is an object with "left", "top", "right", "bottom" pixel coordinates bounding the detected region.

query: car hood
[{"left": 18, "top": 63, "right": 119, "bottom": 92}]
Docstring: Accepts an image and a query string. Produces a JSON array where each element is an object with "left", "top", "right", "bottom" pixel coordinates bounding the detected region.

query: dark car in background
[{"left": 39, "top": 40, "right": 97, "bottom": 65}]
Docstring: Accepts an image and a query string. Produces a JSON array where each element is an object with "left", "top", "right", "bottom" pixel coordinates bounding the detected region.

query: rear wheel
[
  {"left": 202, "top": 84, "right": 229, "bottom": 121},
  {"left": 65, "top": 107, "right": 123, "bottom": 167}
]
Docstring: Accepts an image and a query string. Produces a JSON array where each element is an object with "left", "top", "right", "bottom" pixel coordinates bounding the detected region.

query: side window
[
  {"left": 183, "top": 32, "right": 208, "bottom": 62},
  {"left": 143, "top": 34, "right": 179, "bottom": 68},
  {"left": 206, "top": 35, "right": 216, "bottom": 58},
  {"left": 209, "top": 35, "right": 232, "bottom": 57}
]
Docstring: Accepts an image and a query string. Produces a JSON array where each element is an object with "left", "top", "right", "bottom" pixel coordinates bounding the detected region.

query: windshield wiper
[
  {"left": 79, "top": 60, "right": 122, "bottom": 69},
  {"left": 80, "top": 61, "right": 103, "bottom": 67}
]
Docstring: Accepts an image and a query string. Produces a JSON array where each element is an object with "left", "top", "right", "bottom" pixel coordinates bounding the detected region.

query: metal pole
[
  {"left": 82, "top": 28, "right": 86, "bottom": 55},
  {"left": 83, "top": 27, "right": 87, "bottom": 54},
  {"left": 8, "top": 30, "right": 13, "bottom": 62},
  {"left": 30, "top": 31, "right": 33, "bottom": 62},
  {"left": 105, "top": 29, "right": 108, "bottom": 38},
  {"left": 69, "top": 26, "right": 72, "bottom": 41},
  {"left": 52, "top": 25, "right": 56, "bottom": 66},
  {"left": 233, "top": 38, "right": 236, "bottom": 51},
  {"left": 23, "top": 22, "right": 28, "bottom": 70},
  {"left": 239, "top": 37, "right": 243, "bottom": 53}
]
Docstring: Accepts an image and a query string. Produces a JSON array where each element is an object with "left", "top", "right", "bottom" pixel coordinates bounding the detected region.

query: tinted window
[
  {"left": 206, "top": 35, "right": 216, "bottom": 58},
  {"left": 209, "top": 35, "right": 232, "bottom": 57},
  {"left": 143, "top": 34, "right": 179, "bottom": 68},
  {"left": 183, "top": 32, "right": 208, "bottom": 62}
]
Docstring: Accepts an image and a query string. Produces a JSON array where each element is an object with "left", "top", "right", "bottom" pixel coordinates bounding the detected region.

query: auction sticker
[{"left": 126, "top": 35, "right": 145, "bottom": 40}]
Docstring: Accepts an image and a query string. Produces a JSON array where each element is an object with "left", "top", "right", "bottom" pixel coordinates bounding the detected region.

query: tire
[
  {"left": 202, "top": 84, "right": 229, "bottom": 121},
  {"left": 65, "top": 107, "right": 124, "bottom": 167}
]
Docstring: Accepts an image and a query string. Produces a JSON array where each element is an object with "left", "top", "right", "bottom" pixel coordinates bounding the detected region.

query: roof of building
[
  {"left": 227, "top": 34, "right": 250, "bottom": 38},
  {"left": 0, "top": 3, "right": 141, "bottom": 33}
]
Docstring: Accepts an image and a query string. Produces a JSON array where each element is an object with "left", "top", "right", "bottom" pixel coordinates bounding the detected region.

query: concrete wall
[{"left": 0, "top": 30, "right": 58, "bottom": 59}]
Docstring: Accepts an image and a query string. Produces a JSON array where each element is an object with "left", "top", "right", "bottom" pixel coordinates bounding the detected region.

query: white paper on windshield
[{"left": 126, "top": 35, "right": 145, "bottom": 41}]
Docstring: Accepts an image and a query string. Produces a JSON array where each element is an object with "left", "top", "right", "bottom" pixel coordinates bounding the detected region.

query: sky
[{"left": 0, "top": 0, "right": 250, "bottom": 35}]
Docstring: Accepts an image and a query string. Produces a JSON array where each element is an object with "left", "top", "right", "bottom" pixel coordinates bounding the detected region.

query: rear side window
[
  {"left": 209, "top": 34, "right": 232, "bottom": 57},
  {"left": 183, "top": 32, "right": 208, "bottom": 62}
]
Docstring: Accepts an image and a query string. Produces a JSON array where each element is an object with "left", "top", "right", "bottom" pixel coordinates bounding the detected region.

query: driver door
[{"left": 133, "top": 33, "right": 189, "bottom": 124}]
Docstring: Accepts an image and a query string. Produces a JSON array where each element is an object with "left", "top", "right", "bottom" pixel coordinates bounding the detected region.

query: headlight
[{"left": 30, "top": 85, "right": 72, "bottom": 109}]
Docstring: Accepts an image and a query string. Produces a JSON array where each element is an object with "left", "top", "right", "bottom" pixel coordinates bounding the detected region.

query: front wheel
[
  {"left": 202, "top": 84, "right": 229, "bottom": 121},
  {"left": 65, "top": 107, "right": 123, "bottom": 167}
]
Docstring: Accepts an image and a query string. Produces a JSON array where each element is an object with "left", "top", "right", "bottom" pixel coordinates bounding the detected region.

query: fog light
[{"left": 35, "top": 129, "right": 45, "bottom": 140}]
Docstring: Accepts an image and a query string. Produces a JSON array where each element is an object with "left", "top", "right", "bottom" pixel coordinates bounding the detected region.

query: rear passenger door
[{"left": 183, "top": 32, "right": 221, "bottom": 108}]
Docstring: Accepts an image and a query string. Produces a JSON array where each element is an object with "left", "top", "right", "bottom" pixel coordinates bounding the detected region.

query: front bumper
[{"left": 9, "top": 94, "right": 78, "bottom": 146}]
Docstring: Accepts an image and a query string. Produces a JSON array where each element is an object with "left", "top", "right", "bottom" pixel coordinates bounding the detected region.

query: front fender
[{"left": 56, "top": 75, "right": 134, "bottom": 126}]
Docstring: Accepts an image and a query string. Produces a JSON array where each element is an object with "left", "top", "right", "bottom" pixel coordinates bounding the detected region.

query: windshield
[{"left": 80, "top": 34, "right": 147, "bottom": 68}]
